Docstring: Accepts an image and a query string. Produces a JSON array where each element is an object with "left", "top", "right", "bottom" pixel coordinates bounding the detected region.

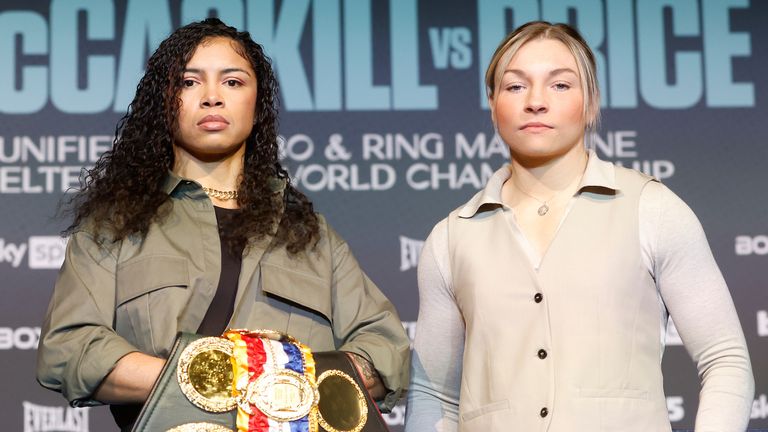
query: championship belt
[{"left": 131, "top": 331, "right": 390, "bottom": 432}]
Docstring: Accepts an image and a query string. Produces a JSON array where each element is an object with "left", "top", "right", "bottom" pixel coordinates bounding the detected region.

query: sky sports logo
[{"left": 0, "top": 236, "right": 66, "bottom": 269}]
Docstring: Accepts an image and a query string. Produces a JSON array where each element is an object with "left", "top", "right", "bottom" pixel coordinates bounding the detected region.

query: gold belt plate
[
  {"left": 176, "top": 337, "right": 238, "bottom": 413},
  {"left": 166, "top": 422, "right": 235, "bottom": 432},
  {"left": 316, "top": 370, "right": 368, "bottom": 432}
]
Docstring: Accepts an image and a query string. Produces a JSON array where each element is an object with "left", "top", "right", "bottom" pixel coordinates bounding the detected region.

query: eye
[
  {"left": 553, "top": 82, "right": 571, "bottom": 91},
  {"left": 225, "top": 79, "right": 242, "bottom": 87},
  {"left": 505, "top": 84, "right": 525, "bottom": 93},
  {"left": 182, "top": 78, "right": 196, "bottom": 87}
]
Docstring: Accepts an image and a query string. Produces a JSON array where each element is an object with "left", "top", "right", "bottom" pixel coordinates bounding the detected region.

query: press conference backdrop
[{"left": 1, "top": 0, "right": 766, "bottom": 430}]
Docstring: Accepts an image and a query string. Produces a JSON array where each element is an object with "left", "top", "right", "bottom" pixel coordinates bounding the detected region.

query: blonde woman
[{"left": 406, "top": 21, "right": 753, "bottom": 432}]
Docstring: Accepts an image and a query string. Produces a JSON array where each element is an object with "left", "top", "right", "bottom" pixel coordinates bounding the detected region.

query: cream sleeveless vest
[{"left": 447, "top": 165, "right": 670, "bottom": 431}]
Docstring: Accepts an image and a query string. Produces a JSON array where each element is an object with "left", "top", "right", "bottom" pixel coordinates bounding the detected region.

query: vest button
[
  {"left": 537, "top": 349, "right": 547, "bottom": 359},
  {"left": 534, "top": 293, "right": 543, "bottom": 303},
  {"left": 540, "top": 407, "right": 549, "bottom": 417}
]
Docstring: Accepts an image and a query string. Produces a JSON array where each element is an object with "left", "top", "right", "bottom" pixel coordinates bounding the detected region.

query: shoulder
[
  {"left": 286, "top": 213, "right": 351, "bottom": 268},
  {"left": 420, "top": 218, "right": 452, "bottom": 279},
  {"left": 68, "top": 219, "right": 124, "bottom": 258},
  {"left": 313, "top": 213, "right": 344, "bottom": 252},
  {"left": 611, "top": 163, "right": 658, "bottom": 192},
  {"left": 639, "top": 180, "right": 707, "bottom": 266},
  {"left": 639, "top": 181, "right": 698, "bottom": 225},
  {"left": 425, "top": 217, "right": 450, "bottom": 249}
]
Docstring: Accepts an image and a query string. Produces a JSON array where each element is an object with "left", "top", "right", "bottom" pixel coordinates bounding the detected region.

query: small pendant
[{"left": 537, "top": 203, "right": 549, "bottom": 216}]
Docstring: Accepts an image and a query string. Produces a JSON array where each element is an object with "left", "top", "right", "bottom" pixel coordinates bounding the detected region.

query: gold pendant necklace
[
  {"left": 202, "top": 186, "right": 238, "bottom": 201},
  {"left": 511, "top": 152, "right": 588, "bottom": 216},
  {"left": 513, "top": 183, "right": 556, "bottom": 216}
]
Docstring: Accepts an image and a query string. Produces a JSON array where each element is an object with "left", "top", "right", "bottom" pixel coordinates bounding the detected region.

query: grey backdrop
[{"left": 1, "top": 0, "right": 766, "bottom": 431}]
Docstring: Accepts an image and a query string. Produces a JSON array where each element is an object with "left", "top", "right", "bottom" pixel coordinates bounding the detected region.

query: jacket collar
[
  {"left": 458, "top": 149, "right": 618, "bottom": 219},
  {"left": 162, "top": 171, "right": 288, "bottom": 196}
]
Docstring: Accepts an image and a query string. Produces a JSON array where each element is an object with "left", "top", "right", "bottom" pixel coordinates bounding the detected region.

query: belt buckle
[{"left": 239, "top": 368, "right": 318, "bottom": 421}]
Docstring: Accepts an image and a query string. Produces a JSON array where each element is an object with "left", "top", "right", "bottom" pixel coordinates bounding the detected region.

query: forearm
[
  {"left": 406, "top": 358, "right": 460, "bottom": 432},
  {"left": 694, "top": 365, "right": 755, "bottom": 432},
  {"left": 692, "top": 331, "right": 754, "bottom": 431},
  {"left": 405, "top": 221, "right": 463, "bottom": 432},
  {"left": 346, "top": 352, "right": 387, "bottom": 400},
  {"left": 328, "top": 225, "right": 410, "bottom": 407},
  {"left": 93, "top": 351, "right": 165, "bottom": 404}
]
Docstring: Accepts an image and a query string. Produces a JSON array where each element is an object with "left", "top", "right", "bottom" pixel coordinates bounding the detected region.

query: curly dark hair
[{"left": 65, "top": 18, "right": 319, "bottom": 254}]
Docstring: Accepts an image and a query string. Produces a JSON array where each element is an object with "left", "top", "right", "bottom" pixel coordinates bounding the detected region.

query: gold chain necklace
[{"left": 202, "top": 186, "right": 238, "bottom": 201}]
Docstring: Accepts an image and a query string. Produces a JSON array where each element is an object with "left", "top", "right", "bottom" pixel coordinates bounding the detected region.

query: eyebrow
[
  {"left": 503, "top": 67, "right": 578, "bottom": 78},
  {"left": 183, "top": 67, "right": 252, "bottom": 77}
]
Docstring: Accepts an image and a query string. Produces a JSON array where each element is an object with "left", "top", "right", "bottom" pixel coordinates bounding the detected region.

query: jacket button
[
  {"left": 537, "top": 349, "right": 547, "bottom": 359},
  {"left": 534, "top": 293, "right": 543, "bottom": 303},
  {"left": 540, "top": 407, "right": 549, "bottom": 417}
]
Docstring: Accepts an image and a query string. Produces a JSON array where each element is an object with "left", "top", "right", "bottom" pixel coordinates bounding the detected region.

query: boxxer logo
[
  {"left": 735, "top": 235, "right": 768, "bottom": 255},
  {"left": 0, "top": 327, "right": 40, "bottom": 350},
  {"left": 23, "top": 402, "right": 89, "bottom": 432}
]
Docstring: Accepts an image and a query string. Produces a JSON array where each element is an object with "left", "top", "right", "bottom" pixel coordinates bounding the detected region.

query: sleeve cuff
[{"left": 67, "top": 336, "right": 139, "bottom": 407}]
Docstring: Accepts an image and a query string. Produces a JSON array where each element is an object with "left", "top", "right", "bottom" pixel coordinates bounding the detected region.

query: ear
[{"left": 488, "top": 96, "right": 497, "bottom": 130}]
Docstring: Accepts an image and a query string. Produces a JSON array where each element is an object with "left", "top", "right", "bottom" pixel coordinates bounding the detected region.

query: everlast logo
[
  {"left": 399, "top": 236, "right": 424, "bottom": 272},
  {"left": 23, "top": 402, "right": 88, "bottom": 432}
]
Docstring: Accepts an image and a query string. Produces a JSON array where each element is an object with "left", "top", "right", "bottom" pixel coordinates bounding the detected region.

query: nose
[
  {"left": 524, "top": 87, "right": 547, "bottom": 113},
  {"left": 200, "top": 86, "right": 224, "bottom": 108},
  {"left": 525, "top": 102, "right": 547, "bottom": 113}
]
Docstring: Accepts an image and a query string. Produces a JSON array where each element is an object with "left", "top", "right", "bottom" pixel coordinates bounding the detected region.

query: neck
[
  {"left": 509, "top": 144, "right": 588, "bottom": 196},
  {"left": 172, "top": 147, "right": 244, "bottom": 192}
]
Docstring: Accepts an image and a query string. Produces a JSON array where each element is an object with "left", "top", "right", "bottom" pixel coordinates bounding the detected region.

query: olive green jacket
[{"left": 36, "top": 174, "right": 410, "bottom": 410}]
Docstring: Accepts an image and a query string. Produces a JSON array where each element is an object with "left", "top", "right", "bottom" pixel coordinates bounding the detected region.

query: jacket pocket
[
  {"left": 460, "top": 399, "right": 512, "bottom": 423},
  {"left": 260, "top": 262, "right": 334, "bottom": 348},
  {"left": 575, "top": 387, "right": 661, "bottom": 431},
  {"left": 115, "top": 256, "right": 190, "bottom": 356}
]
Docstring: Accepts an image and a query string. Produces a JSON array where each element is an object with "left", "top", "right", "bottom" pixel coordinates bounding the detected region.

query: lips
[
  {"left": 520, "top": 122, "right": 552, "bottom": 130},
  {"left": 197, "top": 115, "right": 229, "bottom": 131}
]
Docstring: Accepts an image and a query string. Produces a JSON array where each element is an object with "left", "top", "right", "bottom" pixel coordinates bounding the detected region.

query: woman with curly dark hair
[{"left": 36, "top": 18, "right": 409, "bottom": 430}]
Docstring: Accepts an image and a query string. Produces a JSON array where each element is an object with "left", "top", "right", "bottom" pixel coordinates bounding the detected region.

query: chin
[{"left": 509, "top": 146, "right": 569, "bottom": 163}]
